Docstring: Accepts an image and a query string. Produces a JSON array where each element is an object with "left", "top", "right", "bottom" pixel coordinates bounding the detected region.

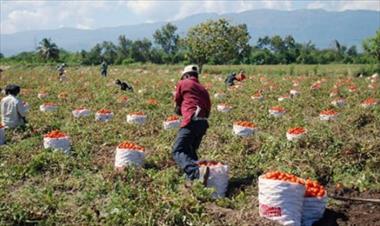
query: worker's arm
[
  {"left": 174, "top": 82, "right": 183, "bottom": 115},
  {"left": 16, "top": 100, "right": 27, "bottom": 117},
  {"left": 16, "top": 100, "right": 28, "bottom": 123}
]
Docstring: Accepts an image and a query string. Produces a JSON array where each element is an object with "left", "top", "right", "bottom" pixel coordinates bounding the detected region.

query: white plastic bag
[
  {"left": 319, "top": 114, "right": 337, "bottom": 121},
  {"left": 127, "top": 114, "right": 147, "bottom": 124},
  {"left": 114, "top": 148, "right": 145, "bottom": 168},
  {"left": 214, "top": 93, "right": 225, "bottom": 99},
  {"left": 40, "top": 104, "right": 58, "bottom": 112},
  {"left": 302, "top": 194, "right": 327, "bottom": 226},
  {"left": 95, "top": 112, "right": 113, "bottom": 122},
  {"left": 233, "top": 124, "right": 255, "bottom": 137},
  {"left": 269, "top": 110, "right": 285, "bottom": 118},
  {"left": 199, "top": 163, "right": 229, "bottom": 198},
  {"left": 278, "top": 96, "right": 290, "bottom": 102},
  {"left": 43, "top": 137, "right": 71, "bottom": 153},
  {"left": 290, "top": 90, "right": 300, "bottom": 97},
  {"left": 252, "top": 95, "right": 264, "bottom": 101},
  {"left": 38, "top": 93, "right": 48, "bottom": 99},
  {"left": 0, "top": 127, "right": 5, "bottom": 145},
  {"left": 163, "top": 120, "right": 180, "bottom": 130},
  {"left": 72, "top": 109, "right": 91, "bottom": 118},
  {"left": 286, "top": 133, "right": 305, "bottom": 141},
  {"left": 217, "top": 104, "right": 232, "bottom": 113},
  {"left": 258, "top": 175, "right": 305, "bottom": 226}
]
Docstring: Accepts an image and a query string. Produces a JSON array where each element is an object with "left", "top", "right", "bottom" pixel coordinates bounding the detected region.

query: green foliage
[
  {"left": 1, "top": 27, "right": 378, "bottom": 66},
  {"left": 363, "top": 29, "right": 380, "bottom": 62},
  {"left": 153, "top": 23, "right": 180, "bottom": 63},
  {"left": 0, "top": 64, "right": 379, "bottom": 225},
  {"left": 36, "top": 38, "right": 60, "bottom": 62},
  {"left": 185, "top": 19, "right": 251, "bottom": 71}
]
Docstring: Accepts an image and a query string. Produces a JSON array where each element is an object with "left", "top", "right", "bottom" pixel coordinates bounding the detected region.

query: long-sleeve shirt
[
  {"left": 225, "top": 73, "right": 237, "bottom": 86},
  {"left": 1, "top": 95, "right": 27, "bottom": 128},
  {"left": 175, "top": 77, "right": 211, "bottom": 127}
]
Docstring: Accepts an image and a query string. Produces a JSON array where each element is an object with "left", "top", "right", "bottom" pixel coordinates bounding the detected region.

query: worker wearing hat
[
  {"left": 172, "top": 65, "right": 211, "bottom": 184},
  {"left": 1, "top": 84, "right": 28, "bottom": 129}
]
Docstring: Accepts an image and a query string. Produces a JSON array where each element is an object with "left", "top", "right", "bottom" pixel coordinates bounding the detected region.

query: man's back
[
  {"left": 1, "top": 95, "right": 25, "bottom": 128},
  {"left": 175, "top": 77, "right": 211, "bottom": 127}
]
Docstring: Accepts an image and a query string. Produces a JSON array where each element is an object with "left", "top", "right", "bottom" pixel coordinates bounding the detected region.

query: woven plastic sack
[
  {"left": 269, "top": 110, "right": 285, "bottom": 118},
  {"left": 114, "top": 148, "right": 145, "bottom": 168},
  {"left": 43, "top": 137, "right": 71, "bottom": 153},
  {"left": 233, "top": 124, "right": 255, "bottom": 137},
  {"left": 40, "top": 105, "right": 58, "bottom": 112},
  {"left": 286, "top": 133, "right": 305, "bottom": 142},
  {"left": 214, "top": 93, "right": 225, "bottom": 99},
  {"left": 95, "top": 113, "right": 113, "bottom": 122},
  {"left": 217, "top": 105, "right": 231, "bottom": 113},
  {"left": 258, "top": 175, "right": 305, "bottom": 226},
  {"left": 199, "top": 164, "right": 229, "bottom": 198},
  {"left": 127, "top": 115, "right": 146, "bottom": 124},
  {"left": 302, "top": 194, "right": 327, "bottom": 226},
  {"left": 38, "top": 93, "right": 48, "bottom": 99},
  {"left": 0, "top": 127, "right": 5, "bottom": 145},
  {"left": 72, "top": 109, "right": 91, "bottom": 118},
  {"left": 163, "top": 120, "right": 180, "bottom": 130},
  {"left": 319, "top": 114, "right": 337, "bottom": 121}
]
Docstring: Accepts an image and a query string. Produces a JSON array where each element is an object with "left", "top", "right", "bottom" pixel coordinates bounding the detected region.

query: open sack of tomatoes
[
  {"left": 259, "top": 171, "right": 327, "bottom": 226},
  {"left": 72, "top": 107, "right": 91, "bottom": 118},
  {"left": 127, "top": 112, "right": 147, "bottom": 125},
  {"left": 233, "top": 121, "right": 256, "bottom": 137},
  {"left": 319, "top": 109, "right": 338, "bottom": 121},
  {"left": 40, "top": 103, "right": 59, "bottom": 112},
  {"left": 197, "top": 160, "right": 229, "bottom": 198},
  {"left": 114, "top": 141, "right": 145, "bottom": 169},
  {"left": 95, "top": 109, "right": 113, "bottom": 122},
  {"left": 0, "top": 124, "right": 5, "bottom": 145},
  {"left": 163, "top": 115, "right": 181, "bottom": 130},
  {"left": 43, "top": 130, "right": 71, "bottom": 153},
  {"left": 217, "top": 103, "right": 232, "bottom": 113}
]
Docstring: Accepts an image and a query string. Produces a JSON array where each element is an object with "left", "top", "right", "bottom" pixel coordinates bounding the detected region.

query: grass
[{"left": 0, "top": 64, "right": 379, "bottom": 225}]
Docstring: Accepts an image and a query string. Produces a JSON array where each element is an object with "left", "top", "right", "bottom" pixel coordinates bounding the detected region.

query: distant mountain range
[{"left": 1, "top": 9, "right": 379, "bottom": 56}]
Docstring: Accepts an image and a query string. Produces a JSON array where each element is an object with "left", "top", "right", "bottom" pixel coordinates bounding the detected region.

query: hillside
[{"left": 0, "top": 9, "right": 379, "bottom": 56}]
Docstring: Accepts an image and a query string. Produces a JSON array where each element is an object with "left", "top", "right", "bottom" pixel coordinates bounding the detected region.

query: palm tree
[{"left": 36, "top": 38, "right": 59, "bottom": 61}]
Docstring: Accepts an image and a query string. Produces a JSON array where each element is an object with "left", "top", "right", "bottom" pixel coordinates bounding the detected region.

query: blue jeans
[{"left": 172, "top": 120, "right": 208, "bottom": 180}]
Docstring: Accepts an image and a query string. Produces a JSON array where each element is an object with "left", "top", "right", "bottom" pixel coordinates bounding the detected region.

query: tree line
[{"left": 1, "top": 19, "right": 379, "bottom": 67}]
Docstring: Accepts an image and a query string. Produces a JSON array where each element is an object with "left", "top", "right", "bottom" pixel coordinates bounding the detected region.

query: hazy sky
[{"left": 1, "top": 0, "right": 379, "bottom": 34}]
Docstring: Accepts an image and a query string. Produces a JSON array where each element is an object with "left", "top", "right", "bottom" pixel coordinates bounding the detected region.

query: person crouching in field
[
  {"left": 225, "top": 70, "right": 246, "bottom": 86},
  {"left": 115, "top": 79, "right": 133, "bottom": 92},
  {"left": 1, "top": 84, "right": 28, "bottom": 129},
  {"left": 100, "top": 60, "right": 108, "bottom": 77},
  {"left": 172, "top": 65, "right": 211, "bottom": 185}
]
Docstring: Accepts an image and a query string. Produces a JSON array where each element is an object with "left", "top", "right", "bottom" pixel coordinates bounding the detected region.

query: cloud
[
  {"left": 0, "top": 1, "right": 109, "bottom": 33},
  {"left": 121, "top": 0, "right": 294, "bottom": 22},
  {"left": 0, "top": 0, "right": 378, "bottom": 34},
  {"left": 338, "top": 1, "right": 380, "bottom": 11},
  {"left": 307, "top": 0, "right": 380, "bottom": 11}
]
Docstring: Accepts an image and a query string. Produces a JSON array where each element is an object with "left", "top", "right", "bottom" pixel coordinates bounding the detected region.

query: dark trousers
[
  {"left": 101, "top": 71, "right": 107, "bottom": 77},
  {"left": 172, "top": 120, "right": 208, "bottom": 180}
]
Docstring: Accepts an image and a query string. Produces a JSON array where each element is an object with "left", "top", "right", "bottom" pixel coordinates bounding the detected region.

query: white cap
[{"left": 181, "top": 65, "right": 199, "bottom": 76}]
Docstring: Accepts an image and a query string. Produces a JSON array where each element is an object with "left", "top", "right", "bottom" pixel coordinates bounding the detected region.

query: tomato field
[{"left": 0, "top": 64, "right": 379, "bottom": 225}]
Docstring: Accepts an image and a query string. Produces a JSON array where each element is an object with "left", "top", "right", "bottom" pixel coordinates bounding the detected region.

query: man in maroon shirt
[{"left": 172, "top": 65, "right": 211, "bottom": 183}]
